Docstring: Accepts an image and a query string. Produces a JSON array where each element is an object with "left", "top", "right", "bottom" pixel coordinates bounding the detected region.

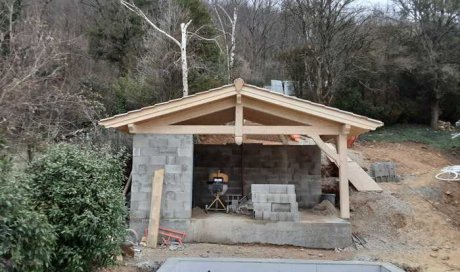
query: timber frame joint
[{"left": 342, "top": 124, "right": 351, "bottom": 135}]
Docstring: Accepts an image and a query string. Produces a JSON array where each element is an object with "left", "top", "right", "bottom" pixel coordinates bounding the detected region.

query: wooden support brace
[{"left": 308, "top": 134, "right": 339, "bottom": 165}]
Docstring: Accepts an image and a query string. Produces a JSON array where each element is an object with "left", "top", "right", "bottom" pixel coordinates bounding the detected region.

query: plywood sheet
[{"left": 147, "top": 169, "right": 165, "bottom": 248}]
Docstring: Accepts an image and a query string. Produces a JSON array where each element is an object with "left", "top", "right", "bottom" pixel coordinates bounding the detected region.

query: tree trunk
[
  {"left": 180, "top": 22, "right": 189, "bottom": 97},
  {"left": 8, "top": 2, "right": 14, "bottom": 50},
  {"left": 430, "top": 99, "right": 440, "bottom": 129},
  {"left": 229, "top": 7, "right": 237, "bottom": 69}
]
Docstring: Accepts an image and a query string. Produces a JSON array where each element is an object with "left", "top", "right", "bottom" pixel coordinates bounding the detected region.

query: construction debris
[
  {"left": 312, "top": 200, "right": 338, "bottom": 216},
  {"left": 352, "top": 233, "right": 367, "bottom": 249},
  {"left": 438, "top": 120, "right": 455, "bottom": 131}
]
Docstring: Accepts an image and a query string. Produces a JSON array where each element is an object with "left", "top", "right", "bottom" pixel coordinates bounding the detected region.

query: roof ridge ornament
[{"left": 234, "top": 78, "right": 244, "bottom": 92}]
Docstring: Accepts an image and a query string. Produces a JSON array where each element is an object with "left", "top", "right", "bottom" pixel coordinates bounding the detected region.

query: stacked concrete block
[
  {"left": 130, "top": 134, "right": 193, "bottom": 236},
  {"left": 252, "top": 184, "right": 300, "bottom": 222}
]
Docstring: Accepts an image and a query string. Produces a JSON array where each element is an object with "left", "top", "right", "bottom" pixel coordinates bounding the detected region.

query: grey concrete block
[
  {"left": 167, "top": 138, "right": 182, "bottom": 148},
  {"left": 279, "top": 194, "right": 297, "bottom": 203},
  {"left": 150, "top": 137, "right": 168, "bottom": 147},
  {"left": 177, "top": 147, "right": 193, "bottom": 157},
  {"left": 139, "top": 183, "right": 153, "bottom": 193},
  {"left": 166, "top": 155, "right": 176, "bottom": 164},
  {"left": 131, "top": 183, "right": 141, "bottom": 193},
  {"left": 269, "top": 184, "right": 288, "bottom": 194},
  {"left": 253, "top": 202, "right": 272, "bottom": 212},
  {"left": 165, "top": 164, "right": 182, "bottom": 174},
  {"left": 160, "top": 147, "right": 178, "bottom": 154},
  {"left": 253, "top": 193, "right": 297, "bottom": 203},
  {"left": 271, "top": 203, "right": 291, "bottom": 212},
  {"left": 254, "top": 211, "right": 263, "bottom": 220},
  {"left": 131, "top": 192, "right": 149, "bottom": 202},
  {"left": 150, "top": 155, "right": 166, "bottom": 165},
  {"left": 251, "top": 184, "right": 270, "bottom": 193}
]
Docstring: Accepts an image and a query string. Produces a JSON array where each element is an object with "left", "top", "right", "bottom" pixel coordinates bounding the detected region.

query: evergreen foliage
[
  {"left": 29, "top": 144, "right": 127, "bottom": 272},
  {"left": 0, "top": 140, "right": 55, "bottom": 272}
]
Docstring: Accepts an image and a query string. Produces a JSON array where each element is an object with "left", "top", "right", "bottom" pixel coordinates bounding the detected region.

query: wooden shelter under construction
[{"left": 99, "top": 78, "right": 383, "bottom": 248}]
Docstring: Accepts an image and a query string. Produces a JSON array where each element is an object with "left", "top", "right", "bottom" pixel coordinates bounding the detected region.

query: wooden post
[
  {"left": 147, "top": 169, "right": 165, "bottom": 248},
  {"left": 235, "top": 95, "right": 243, "bottom": 145},
  {"left": 337, "top": 132, "right": 350, "bottom": 219},
  {"left": 234, "top": 78, "right": 244, "bottom": 145}
]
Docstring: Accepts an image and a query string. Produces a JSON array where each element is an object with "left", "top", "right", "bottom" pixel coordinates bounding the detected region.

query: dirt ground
[{"left": 113, "top": 141, "right": 460, "bottom": 272}]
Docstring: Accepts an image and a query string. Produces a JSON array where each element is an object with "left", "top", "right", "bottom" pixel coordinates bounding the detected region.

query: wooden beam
[
  {"left": 147, "top": 169, "right": 165, "bottom": 248},
  {"left": 303, "top": 134, "right": 339, "bottom": 165},
  {"left": 131, "top": 124, "right": 339, "bottom": 136},
  {"left": 342, "top": 124, "right": 351, "bottom": 134},
  {"left": 235, "top": 95, "right": 243, "bottom": 145},
  {"left": 243, "top": 126, "right": 339, "bottom": 135},
  {"left": 243, "top": 107, "right": 305, "bottom": 126},
  {"left": 176, "top": 108, "right": 235, "bottom": 125},
  {"left": 243, "top": 97, "right": 343, "bottom": 128},
  {"left": 101, "top": 86, "right": 236, "bottom": 128},
  {"left": 138, "top": 97, "right": 235, "bottom": 126},
  {"left": 242, "top": 87, "right": 381, "bottom": 130},
  {"left": 130, "top": 124, "right": 235, "bottom": 134},
  {"left": 337, "top": 133, "right": 350, "bottom": 219}
]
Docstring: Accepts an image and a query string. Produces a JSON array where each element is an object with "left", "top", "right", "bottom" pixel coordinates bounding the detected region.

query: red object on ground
[
  {"left": 158, "top": 227, "right": 187, "bottom": 247},
  {"left": 347, "top": 136, "right": 358, "bottom": 148}
]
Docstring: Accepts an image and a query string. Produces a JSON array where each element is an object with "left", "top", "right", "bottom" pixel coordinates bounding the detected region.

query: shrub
[
  {"left": 0, "top": 141, "right": 55, "bottom": 272},
  {"left": 29, "top": 143, "right": 126, "bottom": 272}
]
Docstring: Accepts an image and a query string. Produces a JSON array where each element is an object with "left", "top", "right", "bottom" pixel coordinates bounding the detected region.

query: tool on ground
[{"left": 205, "top": 170, "right": 229, "bottom": 212}]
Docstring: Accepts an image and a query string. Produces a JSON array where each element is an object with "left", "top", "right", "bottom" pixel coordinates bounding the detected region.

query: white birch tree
[
  {"left": 120, "top": 0, "right": 192, "bottom": 97},
  {"left": 214, "top": 3, "right": 239, "bottom": 82}
]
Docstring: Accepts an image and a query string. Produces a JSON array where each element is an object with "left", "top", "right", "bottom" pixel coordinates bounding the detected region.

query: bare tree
[
  {"left": 213, "top": 1, "right": 239, "bottom": 82},
  {"left": 0, "top": 0, "right": 19, "bottom": 51},
  {"left": 0, "top": 4, "right": 101, "bottom": 160},
  {"left": 238, "top": 0, "right": 280, "bottom": 82},
  {"left": 395, "top": 0, "right": 460, "bottom": 129},
  {"left": 286, "top": 0, "right": 370, "bottom": 104},
  {"left": 120, "top": 0, "right": 193, "bottom": 97}
]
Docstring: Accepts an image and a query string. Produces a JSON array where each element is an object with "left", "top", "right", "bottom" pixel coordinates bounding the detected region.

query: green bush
[
  {"left": 29, "top": 144, "right": 126, "bottom": 272},
  {"left": 0, "top": 141, "right": 55, "bottom": 272}
]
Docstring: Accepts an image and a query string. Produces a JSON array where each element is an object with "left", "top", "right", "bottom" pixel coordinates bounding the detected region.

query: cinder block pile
[{"left": 252, "top": 184, "right": 300, "bottom": 222}]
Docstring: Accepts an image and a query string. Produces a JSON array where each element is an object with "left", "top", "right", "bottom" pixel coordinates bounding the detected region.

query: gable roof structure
[{"left": 99, "top": 78, "right": 383, "bottom": 138}]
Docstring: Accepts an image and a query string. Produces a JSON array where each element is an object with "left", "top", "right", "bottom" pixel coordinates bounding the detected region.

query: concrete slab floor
[{"left": 186, "top": 210, "right": 351, "bottom": 249}]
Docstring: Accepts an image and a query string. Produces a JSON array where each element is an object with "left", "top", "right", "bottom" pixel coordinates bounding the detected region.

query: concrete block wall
[
  {"left": 194, "top": 144, "right": 321, "bottom": 208},
  {"left": 252, "top": 184, "right": 300, "bottom": 222},
  {"left": 130, "top": 134, "right": 193, "bottom": 235}
]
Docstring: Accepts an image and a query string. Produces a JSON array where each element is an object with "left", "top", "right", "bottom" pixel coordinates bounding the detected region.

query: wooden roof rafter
[{"left": 99, "top": 78, "right": 383, "bottom": 137}]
